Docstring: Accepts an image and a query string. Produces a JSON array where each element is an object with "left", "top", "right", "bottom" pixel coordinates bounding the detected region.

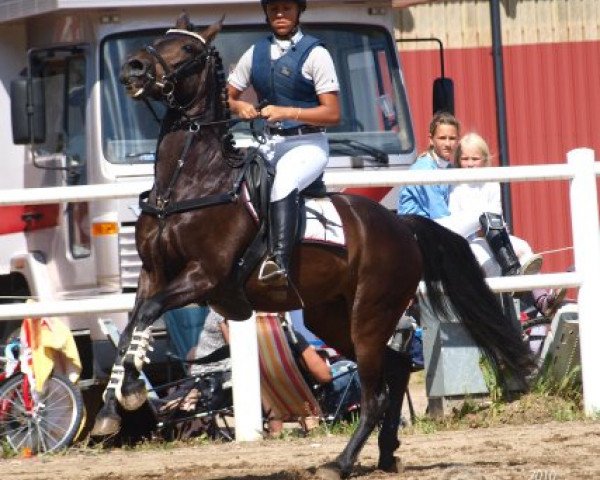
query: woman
[
  {"left": 227, "top": 0, "right": 340, "bottom": 286},
  {"left": 398, "top": 111, "right": 460, "bottom": 218},
  {"left": 450, "top": 133, "right": 565, "bottom": 316}
]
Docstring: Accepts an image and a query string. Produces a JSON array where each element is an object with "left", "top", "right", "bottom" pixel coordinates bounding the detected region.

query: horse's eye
[{"left": 182, "top": 44, "right": 195, "bottom": 54}]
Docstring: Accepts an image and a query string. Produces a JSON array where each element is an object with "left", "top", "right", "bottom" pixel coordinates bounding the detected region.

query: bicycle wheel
[
  {"left": 0, "top": 372, "right": 84, "bottom": 454},
  {"left": 521, "top": 316, "right": 552, "bottom": 331}
]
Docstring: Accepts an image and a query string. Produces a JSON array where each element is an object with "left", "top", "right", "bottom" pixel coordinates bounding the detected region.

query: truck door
[{"left": 26, "top": 48, "right": 95, "bottom": 292}]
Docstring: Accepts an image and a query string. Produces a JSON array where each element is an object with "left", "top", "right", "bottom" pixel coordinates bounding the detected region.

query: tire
[
  {"left": 0, "top": 373, "right": 84, "bottom": 454},
  {"left": 521, "top": 316, "right": 552, "bottom": 331}
]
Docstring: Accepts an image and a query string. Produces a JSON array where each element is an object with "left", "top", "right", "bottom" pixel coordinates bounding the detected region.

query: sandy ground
[
  {"left": 4, "top": 420, "right": 600, "bottom": 480},
  {"left": 6, "top": 374, "right": 599, "bottom": 480}
]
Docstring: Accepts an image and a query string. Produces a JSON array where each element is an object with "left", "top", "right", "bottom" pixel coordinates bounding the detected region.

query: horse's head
[{"left": 120, "top": 12, "right": 225, "bottom": 115}]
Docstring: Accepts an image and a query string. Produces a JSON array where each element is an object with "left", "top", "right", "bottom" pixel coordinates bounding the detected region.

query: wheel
[
  {"left": 0, "top": 373, "right": 84, "bottom": 454},
  {"left": 521, "top": 316, "right": 552, "bottom": 331},
  {"left": 521, "top": 316, "right": 553, "bottom": 361}
]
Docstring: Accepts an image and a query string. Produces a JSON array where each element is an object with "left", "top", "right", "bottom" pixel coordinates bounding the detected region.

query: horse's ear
[
  {"left": 200, "top": 15, "right": 225, "bottom": 43},
  {"left": 175, "top": 11, "right": 192, "bottom": 31}
]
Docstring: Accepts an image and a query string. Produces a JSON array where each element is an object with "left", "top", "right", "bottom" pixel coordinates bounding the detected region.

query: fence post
[
  {"left": 567, "top": 148, "right": 600, "bottom": 416},
  {"left": 229, "top": 313, "right": 263, "bottom": 440}
]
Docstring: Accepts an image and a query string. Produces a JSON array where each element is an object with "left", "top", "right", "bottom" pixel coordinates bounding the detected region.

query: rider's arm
[{"left": 227, "top": 46, "right": 260, "bottom": 120}]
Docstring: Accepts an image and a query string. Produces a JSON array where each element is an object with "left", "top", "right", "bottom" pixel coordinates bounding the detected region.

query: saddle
[{"left": 209, "top": 148, "right": 341, "bottom": 320}]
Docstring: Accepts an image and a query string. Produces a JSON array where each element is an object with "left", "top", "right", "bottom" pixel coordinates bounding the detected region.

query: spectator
[
  {"left": 166, "top": 308, "right": 337, "bottom": 436},
  {"left": 449, "top": 133, "right": 565, "bottom": 316},
  {"left": 160, "top": 308, "right": 230, "bottom": 413},
  {"left": 265, "top": 317, "right": 333, "bottom": 436},
  {"left": 398, "top": 111, "right": 459, "bottom": 218}
]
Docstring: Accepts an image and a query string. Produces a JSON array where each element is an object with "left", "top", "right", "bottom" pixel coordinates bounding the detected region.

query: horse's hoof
[
  {"left": 90, "top": 414, "right": 121, "bottom": 437},
  {"left": 377, "top": 455, "right": 403, "bottom": 473},
  {"left": 315, "top": 464, "right": 342, "bottom": 480},
  {"left": 119, "top": 389, "right": 147, "bottom": 411},
  {"left": 119, "top": 379, "right": 147, "bottom": 411}
]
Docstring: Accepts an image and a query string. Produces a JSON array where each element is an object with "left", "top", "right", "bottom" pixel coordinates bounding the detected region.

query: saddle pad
[
  {"left": 302, "top": 197, "right": 346, "bottom": 247},
  {"left": 241, "top": 185, "right": 346, "bottom": 247}
]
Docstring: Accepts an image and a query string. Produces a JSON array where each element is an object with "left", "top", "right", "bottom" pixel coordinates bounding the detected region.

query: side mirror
[
  {"left": 432, "top": 77, "right": 454, "bottom": 116},
  {"left": 11, "top": 78, "right": 46, "bottom": 145}
]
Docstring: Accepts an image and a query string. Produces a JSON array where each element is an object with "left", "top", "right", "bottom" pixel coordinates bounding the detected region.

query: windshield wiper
[
  {"left": 125, "top": 152, "right": 155, "bottom": 162},
  {"left": 328, "top": 139, "right": 389, "bottom": 165}
]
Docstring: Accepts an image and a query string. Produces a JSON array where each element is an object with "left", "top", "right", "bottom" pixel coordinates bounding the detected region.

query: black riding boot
[
  {"left": 259, "top": 189, "right": 299, "bottom": 286},
  {"left": 479, "top": 212, "right": 521, "bottom": 276}
]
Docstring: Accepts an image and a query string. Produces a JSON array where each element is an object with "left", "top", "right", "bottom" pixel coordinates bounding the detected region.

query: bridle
[
  {"left": 144, "top": 29, "right": 214, "bottom": 114},
  {"left": 136, "top": 28, "right": 262, "bottom": 219}
]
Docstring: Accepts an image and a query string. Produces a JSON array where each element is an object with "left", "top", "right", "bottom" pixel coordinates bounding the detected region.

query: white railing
[{"left": 0, "top": 148, "right": 598, "bottom": 422}]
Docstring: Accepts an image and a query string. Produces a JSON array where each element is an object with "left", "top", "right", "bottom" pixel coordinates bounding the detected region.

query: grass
[
  {"left": 398, "top": 355, "right": 588, "bottom": 436},
  {"left": 0, "top": 361, "right": 591, "bottom": 459}
]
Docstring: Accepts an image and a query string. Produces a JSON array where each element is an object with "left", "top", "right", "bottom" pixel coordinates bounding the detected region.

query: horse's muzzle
[{"left": 120, "top": 58, "right": 155, "bottom": 98}]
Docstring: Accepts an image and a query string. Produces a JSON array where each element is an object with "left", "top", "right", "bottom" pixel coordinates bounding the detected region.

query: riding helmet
[{"left": 260, "top": 0, "right": 307, "bottom": 12}]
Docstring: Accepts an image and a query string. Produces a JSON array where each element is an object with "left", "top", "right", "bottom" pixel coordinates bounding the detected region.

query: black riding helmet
[{"left": 260, "top": 0, "right": 307, "bottom": 13}]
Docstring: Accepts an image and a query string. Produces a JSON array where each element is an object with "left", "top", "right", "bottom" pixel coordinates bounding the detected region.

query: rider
[{"left": 226, "top": 0, "right": 340, "bottom": 286}]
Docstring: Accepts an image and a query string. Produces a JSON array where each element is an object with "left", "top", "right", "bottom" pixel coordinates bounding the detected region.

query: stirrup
[{"left": 258, "top": 258, "right": 288, "bottom": 286}]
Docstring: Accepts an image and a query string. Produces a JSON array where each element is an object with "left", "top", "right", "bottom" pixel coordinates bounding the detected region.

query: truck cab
[{"left": 1, "top": 0, "right": 416, "bottom": 387}]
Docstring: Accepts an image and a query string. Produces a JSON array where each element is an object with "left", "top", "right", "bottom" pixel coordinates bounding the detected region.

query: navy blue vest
[{"left": 251, "top": 34, "right": 322, "bottom": 129}]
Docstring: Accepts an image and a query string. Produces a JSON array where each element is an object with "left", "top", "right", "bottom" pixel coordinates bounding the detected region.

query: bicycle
[{"left": 0, "top": 339, "right": 84, "bottom": 454}]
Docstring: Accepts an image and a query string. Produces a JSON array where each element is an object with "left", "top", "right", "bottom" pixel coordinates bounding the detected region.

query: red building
[{"left": 395, "top": 0, "right": 600, "bottom": 275}]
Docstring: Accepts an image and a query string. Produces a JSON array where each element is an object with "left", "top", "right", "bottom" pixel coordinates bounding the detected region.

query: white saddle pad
[
  {"left": 302, "top": 197, "right": 345, "bottom": 247},
  {"left": 241, "top": 185, "right": 345, "bottom": 247}
]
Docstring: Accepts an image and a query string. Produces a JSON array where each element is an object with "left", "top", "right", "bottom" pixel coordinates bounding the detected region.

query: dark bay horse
[{"left": 91, "top": 13, "right": 532, "bottom": 479}]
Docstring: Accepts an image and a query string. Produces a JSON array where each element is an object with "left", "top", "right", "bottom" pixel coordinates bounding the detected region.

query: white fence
[{"left": 0, "top": 148, "right": 599, "bottom": 430}]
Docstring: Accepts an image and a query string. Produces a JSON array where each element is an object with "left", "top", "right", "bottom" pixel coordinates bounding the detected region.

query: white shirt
[
  {"left": 228, "top": 29, "right": 340, "bottom": 95},
  {"left": 437, "top": 181, "right": 502, "bottom": 239}
]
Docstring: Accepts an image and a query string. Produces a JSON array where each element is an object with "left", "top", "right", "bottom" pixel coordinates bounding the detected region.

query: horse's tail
[{"left": 399, "top": 214, "right": 534, "bottom": 381}]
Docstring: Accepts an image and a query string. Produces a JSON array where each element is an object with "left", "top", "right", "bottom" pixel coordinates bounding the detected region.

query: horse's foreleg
[
  {"left": 91, "top": 297, "right": 146, "bottom": 437},
  {"left": 106, "top": 265, "right": 214, "bottom": 416},
  {"left": 118, "top": 294, "right": 165, "bottom": 410},
  {"left": 377, "top": 348, "right": 412, "bottom": 472}
]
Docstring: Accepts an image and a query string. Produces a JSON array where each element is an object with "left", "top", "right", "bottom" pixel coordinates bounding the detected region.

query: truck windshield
[{"left": 101, "top": 24, "right": 414, "bottom": 168}]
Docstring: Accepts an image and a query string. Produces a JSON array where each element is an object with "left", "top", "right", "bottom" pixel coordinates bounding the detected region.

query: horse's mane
[
  {"left": 209, "top": 45, "right": 242, "bottom": 162},
  {"left": 154, "top": 33, "right": 240, "bottom": 164}
]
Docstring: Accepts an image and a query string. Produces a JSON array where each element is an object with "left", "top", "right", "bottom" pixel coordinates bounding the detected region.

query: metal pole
[
  {"left": 567, "top": 148, "right": 600, "bottom": 416},
  {"left": 489, "top": 0, "right": 513, "bottom": 227}
]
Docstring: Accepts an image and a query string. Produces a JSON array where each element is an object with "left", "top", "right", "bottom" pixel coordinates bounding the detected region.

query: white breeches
[
  {"left": 259, "top": 132, "right": 329, "bottom": 202},
  {"left": 470, "top": 235, "right": 534, "bottom": 277}
]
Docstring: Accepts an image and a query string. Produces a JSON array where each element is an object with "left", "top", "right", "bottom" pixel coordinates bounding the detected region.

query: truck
[{"left": 0, "top": 0, "right": 424, "bottom": 396}]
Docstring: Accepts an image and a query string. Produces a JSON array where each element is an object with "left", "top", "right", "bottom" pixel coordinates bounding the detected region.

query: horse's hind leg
[
  {"left": 377, "top": 347, "right": 412, "bottom": 472},
  {"left": 322, "top": 310, "right": 401, "bottom": 478}
]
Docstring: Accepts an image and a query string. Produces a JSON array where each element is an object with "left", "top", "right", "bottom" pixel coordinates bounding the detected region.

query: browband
[{"left": 166, "top": 29, "right": 207, "bottom": 44}]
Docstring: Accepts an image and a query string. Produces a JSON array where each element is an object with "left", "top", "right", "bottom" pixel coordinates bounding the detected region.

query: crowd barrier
[{"left": 0, "top": 148, "right": 598, "bottom": 438}]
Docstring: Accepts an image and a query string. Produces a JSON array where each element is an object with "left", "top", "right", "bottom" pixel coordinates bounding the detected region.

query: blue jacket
[
  {"left": 397, "top": 153, "right": 451, "bottom": 219},
  {"left": 251, "top": 34, "right": 321, "bottom": 129}
]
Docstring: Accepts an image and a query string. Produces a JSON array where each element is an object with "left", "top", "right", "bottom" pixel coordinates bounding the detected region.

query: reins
[
  {"left": 139, "top": 144, "right": 260, "bottom": 219},
  {"left": 138, "top": 28, "right": 273, "bottom": 221}
]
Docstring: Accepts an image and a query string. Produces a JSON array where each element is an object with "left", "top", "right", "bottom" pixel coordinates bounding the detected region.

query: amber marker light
[{"left": 92, "top": 222, "right": 119, "bottom": 236}]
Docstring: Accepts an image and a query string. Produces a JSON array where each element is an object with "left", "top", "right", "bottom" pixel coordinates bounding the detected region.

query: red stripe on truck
[{"left": 0, "top": 204, "right": 60, "bottom": 234}]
